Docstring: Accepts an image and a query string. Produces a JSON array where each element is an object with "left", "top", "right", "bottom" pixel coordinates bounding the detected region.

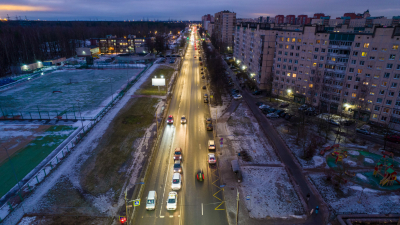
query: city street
[{"left": 132, "top": 31, "right": 228, "bottom": 225}]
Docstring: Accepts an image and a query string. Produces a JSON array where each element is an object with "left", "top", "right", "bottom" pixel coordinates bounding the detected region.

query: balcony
[{"left": 329, "top": 45, "right": 351, "bottom": 50}]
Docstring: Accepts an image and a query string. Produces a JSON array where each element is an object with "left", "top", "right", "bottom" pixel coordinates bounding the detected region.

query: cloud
[{"left": 0, "top": 4, "right": 52, "bottom": 11}]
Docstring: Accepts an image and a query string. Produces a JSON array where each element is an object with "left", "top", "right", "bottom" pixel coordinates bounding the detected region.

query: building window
[
  {"left": 389, "top": 54, "right": 396, "bottom": 60},
  {"left": 363, "top": 43, "right": 369, "bottom": 48},
  {"left": 393, "top": 45, "right": 399, "bottom": 50},
  {"left": 349, "top": 68, "right": 354, "bottom": 73},
  {"left": 351, "top": 60, "right": 356, "bottom": 64},
  {"left": 298, "top": 38, "right": 302, "bottom": 43},
  {"left": 348, "top": 76, "right": 353, "bottom": 80},
  {"left": 384, "top": 72, "right": 390, "bottom": 78},
  {"left": 395, "top": 74, "right": 400, "bottom": 79},
  {"left": 359, "top": 61, "right": 365, "bottom": 65},
  {"left": 355, "top": 43, "right": 360, "bottom": 47},
  {"left": 386, "top": 100, "right": 392, "bottom": 105},
  {"left": 370, "top": 92, "right": 374, "bottom": 95},
  {"left": 391, "top": 82, "right": 398, "bottom": 88},
  {"left": 353, "top": 51, "right": 358, "bottom": 56},
  {"left": 361, "top": 52, "right": 367, "bottom": 57},
  {"left": 377, "top": 98, "right": 382, "bottom": 103},
  {"left": 321, "top": 48, "right": 326, "bottom": 53},
  {"left": 292, "top": 38, "right": 296, "bottom": 42},
  {"left": 369, "top": 56, "right": 375, "bottom": 60},
  {"left": 397, "top": 65, "right": 400, "bottom": 70},
  {"left": 372, "top": 114, "right": 378, "bottom": 119},
  {"left": 381, "top": 116, "right": 387, "bottom": 121},
  {"left": 387, "top": 64, "right": 393, "bottom": 69},
  {"left": 309, "top": 84, "right": 313, "bottom": 88},
  {"left": 352, "top": 93, "right": 356, "bottom": 98},
  {"left": 382, "top": 48, "right": 387, "bottom": 52},
  {"left": 320, "top": 56, "right": 324, "bottom": 60},
  {"left": 389, "top": 91, "right": 395, "bottom": 96},
  {"left": 315, "top": 48, "right": 319, "bottom": 52},
  {"left": 380, "top": 90, "right": 385, "bottom": 95}
]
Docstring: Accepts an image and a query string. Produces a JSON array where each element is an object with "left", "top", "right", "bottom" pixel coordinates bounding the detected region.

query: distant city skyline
[{"left": 0, "top": 0, "right": 399, "bottom": 21}]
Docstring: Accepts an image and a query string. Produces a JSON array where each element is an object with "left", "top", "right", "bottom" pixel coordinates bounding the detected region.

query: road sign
[
  {"left": 133, "top": 199, "right": 140, "bottom": 207},
  {"left": 246, "top": 195, "right": 250, "bottom": 200},
  {"left": 210, "top": 95, "right": 213, "bottom": 98},
  {"left": 220, "top": 144, "right": 223, "bottom": 148},
  {"left": 220, "top": 138, "right": 223, "bottom": 141},
  {"left": 220, "top": 184, "right": 226, "bottom": 188}
]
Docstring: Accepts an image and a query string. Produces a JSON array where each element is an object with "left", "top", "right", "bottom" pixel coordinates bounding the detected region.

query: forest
[{"left": 0, "top": 21, "right": 186, "bottom": 77}]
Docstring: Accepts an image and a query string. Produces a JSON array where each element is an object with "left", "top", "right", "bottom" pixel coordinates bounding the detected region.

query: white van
[
  {"left": 208, "top": 140, "right": 215, "bottom": 150},
  {"left": 146, "top": 190, "right": 157, "bottom": 210}
]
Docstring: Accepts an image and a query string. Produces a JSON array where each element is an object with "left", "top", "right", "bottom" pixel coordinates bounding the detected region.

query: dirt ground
[{"left": 0, "top": 125, "right": 50, "bottom": 164}]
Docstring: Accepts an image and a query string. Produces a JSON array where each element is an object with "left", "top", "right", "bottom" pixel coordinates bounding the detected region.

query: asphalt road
[{"left": 132, "top": 31, "right": 228, "bottom": 225}]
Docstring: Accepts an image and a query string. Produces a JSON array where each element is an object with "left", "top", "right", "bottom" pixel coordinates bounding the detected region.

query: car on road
[
  {"left": 171, "top": 173, "right": 182, "bottom": 190},
  {"left": 201, "top": 72, "right": 204, "bottom": 74},
  {"left": 167, "top": 115, "right": 174, "bottom": 124},
  {"left": 233, "top": 94, "right": 242, "bottom": 100},
  {"left": 194, "top": 55, "right": 196, "bottom": 58},
  {"left": 174, "top": 148, "right": 182, "bottom": 160},
  {"left": 166, "top": 192, "right": 178, "bottom": 210},
  {"left": 208, "top": 153, "right": 216, "bottom": 164},
  {"left": 204, "top": 98, "right": 208, "bottom": 103},
  {"left": 206, "top": 118, "right": 212, "bottom": 124},
  {"left": 385, "top": 135, "right": 400, "bottom": 143},
  {"left": 207, "top": 124, "right": 213, "bottom": 131},
  {"left": 197, "top": 170, "right": 204, "bottom": 181},
  {"left": 208, "top": 140, "right": 216, "bottom": 150},
  {"left": 181, "top": 115, "right": 187, "bottom": 124},
  {"left": 201, "top": 68, "right": 203, "bottom": 70},
  {"left": 202, "top": 75, "right": 205, "bottom": 79},
  {"left": 146, "top": 191, "right": 157, "bottom": 210},
  {"left": 204, "top": 94, "right": 208, "bottom": 98},
  {"left": 252, "top": 90, "right": 262, "bottom": 95},
  {"left": 202, "top": 86, "right": 206, "bottom": 89},
  {"left": 173, "top": 160, "right": 182, "bottom": 173},
  {"left": 266, "top": 113, "right": 279, "bottom": 118},
  {"left": 356, "top": 128, "right": 370, "bottom": 135}
]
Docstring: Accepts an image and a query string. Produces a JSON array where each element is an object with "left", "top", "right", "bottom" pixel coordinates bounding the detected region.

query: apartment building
[
  {"left": 272, "top": 25, "right": 400, "bottom": 129},
  {"left": 90, "top": 35, "right": 137, "bottom": 54},
  {"left": 214, "top": 10, "right": 236, "bottom": 48},
  {"left": 233, "top": 23, "right": 276, "bottom": 89}
]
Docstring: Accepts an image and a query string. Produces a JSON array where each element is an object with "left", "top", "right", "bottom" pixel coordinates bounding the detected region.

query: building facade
[
  {"left": 90, "top": 35, "right": 137, "bottom": 54},
  {"left": 275, "top": 15, "right": 284, "bottom": 24},
  {"left": 233, "top": 23, "right": 276, "bottom": 90},
  {"left": 214, "top": 10, "right": 236, "bottom": 48},
  {"left": 271, "top": 25, "right": 400, "bottom": 129}
]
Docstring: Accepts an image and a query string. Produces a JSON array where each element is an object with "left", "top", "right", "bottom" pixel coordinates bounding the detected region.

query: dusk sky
[{"left": 0, "top": 0, "right": 399, "bottom": 21}]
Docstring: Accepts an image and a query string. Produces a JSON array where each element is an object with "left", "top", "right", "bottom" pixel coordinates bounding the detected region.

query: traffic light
[{"left": 119, "top": 216, "right": 127, "bottom": 224}]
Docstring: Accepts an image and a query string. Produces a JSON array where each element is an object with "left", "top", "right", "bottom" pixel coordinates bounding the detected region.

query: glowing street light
[{"left": 287, "top": 89, "right": 292, "bottom": 93}]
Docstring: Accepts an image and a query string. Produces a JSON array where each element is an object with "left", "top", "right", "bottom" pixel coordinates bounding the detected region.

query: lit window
[
  {"left": 368, "top": 100, "right": 372, "bottom": 104},
  {"left": 309, "top": 84, "right": 313, "bottom": 88},
  {"left": 293, "top": 74, "right": 296, "bottom": 77},
  {"left": 372, "top": 84, "right": 377, "bottom": 87},
  {"left": 286, "top": 45, "right": 289, "bottom": 49},
  {"left": 370, "top": 92, "right": 374, "bottom": 95},
  {"left": 382, "top": 81, "right": 387, "bottom": 86},
  {"left": 292, "top": 38, "right": 296, "bottom": 42},
  {"left": 393, "top": 45, "right": 399, "bottom": 50},
  {"left": 363, "top": 82, "right": 369, "bottom": 85},
  {"left": 316, "top": 40, "right": 320, "bottom": 44},
  {"left": 372, "top": 114, "right": 378, "bottom": 119},
  {"left": 286, "top": 38, "right": 290, "bottom": 42},
  {"left": 361, "top": 52, "right": 367, "bottom": 57},
  {"left": 313, "top": 63, "right": 317, "bottom": 67},
  {"left": 363, "top": 43, "right": 369, "bottom": 48},
  {"left": 298, "top": 38, "right": 302, "bottom": 42},
  {"left": 287, "top": 73, "right": 291, "bottom": 77},
  {"left": 358, "top": 69, "right": 362, "bottom": 74},
  {"left": 280, "top": 37, "right": 284, "bottom": 41}
]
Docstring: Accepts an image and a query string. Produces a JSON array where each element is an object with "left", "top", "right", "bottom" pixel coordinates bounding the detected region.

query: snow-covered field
[
  {"left": 309, "top": 173, "right": 400, "bottom": 215},
  {"left": 0, "top": 67, "right": 145, "bottom": 118},
  {"left": 0, "top": 64, "right": 160, "bottom": 224},
  {"left": 240, "top": 167, "right": 304, "bottom": 219}
]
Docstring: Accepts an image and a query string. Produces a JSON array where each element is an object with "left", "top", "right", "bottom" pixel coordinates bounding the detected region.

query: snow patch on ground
[
  {"left": 356, "top": 173, "right": 368, "bottom": 181},
  {"left": 240, "top": 167, "right": 304, "bottom": 219},
  {"left": 18, "top": 216, "right": 37, "bottom": 225},
  {"left": 343, "top": 158, "right": 357, "bottom": 167},
  {"left": 348, "top": 150, "right": 360, "bottom": 156},
  {"left": 1, "top": 64, "right": 159, "bottom": 224},
  {"left": 365, "top": 158, "right": 375, "bottom": 164},
  {"left": 313, "top": 156, "right": 324, "bottom": 167}
]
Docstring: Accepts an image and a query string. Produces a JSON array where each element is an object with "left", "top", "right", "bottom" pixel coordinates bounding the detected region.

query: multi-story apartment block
[
  {"left": 275, "top": 15, "right": 284, "bottom": 24},
  {"left": 214, "top": 10, "right": 236, "bottom": 48},
  {"left": 272, "top": 25, "right": 400, "bottom": 129},
  {"left": 202, "top": 14, "right": 214, "bottom": 31},
  {"left": 90, "top": 35, "right": 137, "bottom": 54},
  {"left": 297, "top": 15, "right": 309, "bottom": 25},
  {"left": 286, "top": 15, "right": 296, "bottom": 25},
  {"left": 233, "top": 23, "right": 277, "bottom": 89}
]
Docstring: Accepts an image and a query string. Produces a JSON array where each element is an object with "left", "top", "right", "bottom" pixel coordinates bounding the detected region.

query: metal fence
[{"left": 0, "top": 63, "right": 154, "bottom": 223}]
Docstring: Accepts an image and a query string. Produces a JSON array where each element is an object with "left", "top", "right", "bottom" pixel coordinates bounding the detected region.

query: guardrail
[{"left": 0, "top": 63, "right": 154, "bottom": 223}]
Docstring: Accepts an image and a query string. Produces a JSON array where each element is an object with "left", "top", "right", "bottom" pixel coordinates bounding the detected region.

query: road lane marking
[
  {"left": 202, "top": 203, "right": 204, "bottom": 215},
  {"left": 160, "top": 215, "right": 165, "bottom": 218},
  {"left": 169, "top": 215, "right": 173, "bottom": 218}
]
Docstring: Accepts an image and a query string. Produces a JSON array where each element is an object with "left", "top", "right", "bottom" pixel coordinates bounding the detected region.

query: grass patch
[
  {"left": 135, "top": 66, "right": 174, "bottom": 96},
  {"left": 80, "top": 97, "right": 159, "bottom": 198},
  {"left": 0, "top": 125, "right": 76, "bottom": 197}
]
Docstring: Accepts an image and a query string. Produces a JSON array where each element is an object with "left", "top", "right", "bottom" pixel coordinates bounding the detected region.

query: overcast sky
[{"left": 0, "top": 0, "right": 399, "bottom": 21}]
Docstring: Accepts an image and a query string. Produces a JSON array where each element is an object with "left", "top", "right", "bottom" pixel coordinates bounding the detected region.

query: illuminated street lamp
[
  {"left": 344, "top": 103, "right": 349, "bottom": 108},
  {"left": 287, "top": 89, "right": 292, "bottom": 94}
]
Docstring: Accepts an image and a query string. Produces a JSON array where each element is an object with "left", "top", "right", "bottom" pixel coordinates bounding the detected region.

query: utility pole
[
  {"left": 125, "top": 188, "right": 129, "bottom": 225},
  {"left": 236, "top": 188, "right": 239, "bottom": 225}
]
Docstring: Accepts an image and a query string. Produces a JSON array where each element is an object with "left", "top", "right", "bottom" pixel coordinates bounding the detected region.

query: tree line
[{"left": 0, "top": 21, "right": 186, "bottom": 77}]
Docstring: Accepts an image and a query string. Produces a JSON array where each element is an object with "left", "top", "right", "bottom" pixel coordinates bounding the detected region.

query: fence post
[
  {"left": 20, "top": 112, "right": 23, "bottom": 119},
  {"left": 7, "top": 202, "right": 13, "bottom": 211},
  {"left": 62, "top": 150, "right": 65, "bottom": 158},
  {"left": 36, "top": 175, "right": 39, "bottom": 184},
  {"left": 29, "top": 112, "right": 32, "bottom": 120},
  {"left": 56, "top": 156, "right": 59, "bottom": 163},
  {"left": 49, "top": 162, "right": 53, "bottom": 169},
  {"left": 27, "top": 183, "right": 32, "bottom": 192},
  {"left": 66, "top": 145, "right": 69, "bottom": 152},
  {"left": 43, "top": 168, "right": 47, "bottom": 177}
]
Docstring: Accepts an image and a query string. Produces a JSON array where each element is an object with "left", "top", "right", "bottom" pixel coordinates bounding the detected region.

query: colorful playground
[{"left": 324, "top": 144, "right": 400, "bottom": 191}]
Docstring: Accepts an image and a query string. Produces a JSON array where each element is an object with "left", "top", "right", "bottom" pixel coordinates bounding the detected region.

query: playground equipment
[
  {"left": 320, "top": 143, "right": 340, "bottom": 155},
  {"left": 331, "top": 147, "right": 348, "bottom": 164},
  {"left": 373, "top": 155, "right": 400, "bottom": 186}
]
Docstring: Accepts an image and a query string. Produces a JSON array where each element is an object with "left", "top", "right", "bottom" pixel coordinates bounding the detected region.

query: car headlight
[{"left": 179, "top": 156, "right": 182, "bottom": 159}]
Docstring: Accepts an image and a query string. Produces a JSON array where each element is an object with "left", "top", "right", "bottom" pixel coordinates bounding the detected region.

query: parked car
[
  {"left": 328, "top": 119, "right": 340, "bottom": 126},
  {"left": 262, "top": 108, "right": 272, "bottom": 114},
  {"left": 356, "top": 128, "right": 371, "bottom": 135},
  {"left": 204, "top": 98, "right": 208, "bottom": 103},
  {"left": 385, "top": 135, "right": 400, "bottom": 143},
  {"left": 266, "top": 113, "right": 279, "bottom": 118},
  {"left": 269, "top": 108, "right": 277, "bottom": 113},
  {"left": 207, "top": 124, "right": 213, "bottom": 131},
  {"left": 298, "top": 104, "right": 308, "bottom": 111},
  {"left": 206, "top": 118, "right": 212, "bottom": 124},
  {"left": 342, "top": 120, "right": 355, "bottom": 126},
  {"left": 285, "top": 114, "right": 293, "bottom": 120},
  {"left": 280, "top": 102, "right": 289, "bottom": 108},
  {"left": 259, "top": 104, "right": 270, "bottom": 109},
  {"left": 202, "top": 86, "right": 206, "bottom": 89},
  {"left": 280, "top": 112, "right": 287, "bottom": 117},
  {"left": 255, "top": 102, "right": 264, "bottom": 106},
  {"left": 233, "top": 94, "right": 242, "bottom": 100},
  {"left": 202, "top": 76, "right": 205, "bottom": 79},
  {"left": 208, "top": 153, "right": 216, "bottom": 164},
  {"left": 252, "top": 90, "right": 262, "bottom": 95}
]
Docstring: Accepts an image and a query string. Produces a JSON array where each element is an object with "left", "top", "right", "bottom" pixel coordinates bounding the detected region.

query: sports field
[
  {"left": 0, "top": 68, "right": 144, "bottom": 118},
  {"left": 0, "top": 124, "right": 76, "bottom": 197}
]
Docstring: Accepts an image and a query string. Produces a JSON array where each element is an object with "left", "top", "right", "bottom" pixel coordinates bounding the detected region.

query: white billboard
[{"left": 152, "top": 78, "right": 166, "bottom": 86}]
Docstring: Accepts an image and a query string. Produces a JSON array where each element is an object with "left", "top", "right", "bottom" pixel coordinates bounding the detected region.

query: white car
[
  {"left": 266, "top": 113, "right": 279, "bottom": 118},
  {"left": 233, "top": 94, "right": 242, "bottom": 100},
  {"left": 208, "top": 153, "right": 216, "bottom": 164},
  {"left": 181, "top": 115, "right": 187, "bottom": 124},
  {"left": 166, "top": 192, "right": 178, "bottom": 210},
  {"left": 171, "top": 173, "right": 182, "bottom": 190}
]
